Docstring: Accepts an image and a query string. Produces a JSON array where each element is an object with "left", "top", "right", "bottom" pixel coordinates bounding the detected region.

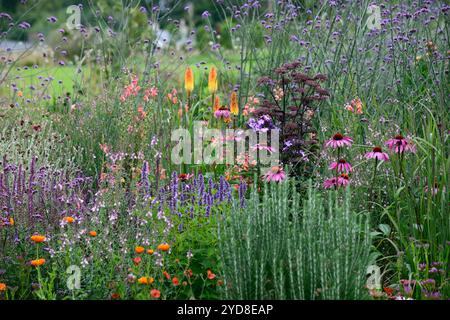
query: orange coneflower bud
[
  {"left": 184, "top": 67, "right": 194, "bottom": 95},
  {"left": 30, "top": 235, "right": 46, "bottom": 243},
  {"left": 89, "top": 231, "right": 97, "bottom": 237},
  {"left": 230, "top": 91, "right": 239, "bottom": 115},
  {"left": 30, "top": 258, "right": 46, "bottom": 267},
  {"left": 157, "top": 243, "right": 170, "bottom": 252},
  {"left": 138, "top": 276, "right": 154, "bottom": 285},
  {"left": 213, "top": 95, "right": 220, "bottom": 112},
  {"left": 63, "top": 216, "right": 75, "bottom": 224},
  {"left": 135, "top": 246, "right": 145, "bottom": 254},
  {"left": 208, "top": 66, "right": 218, "bottom": 94}
]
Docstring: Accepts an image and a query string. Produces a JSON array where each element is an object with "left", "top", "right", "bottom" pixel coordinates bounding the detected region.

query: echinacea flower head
[
  {"left": 208, "top": 66, "right": 218, "bottom": 94},
  {"left": 135, "top": 246, "right": 145, "bottom": 254},
  {"left": 323, "top": 177, "right": 337, "bottom": 189},
  {"left": 157, "top": 243, "right": 170, "bottom": 252},
  {"left": 214, "top": 106, "right": 231, "bottom": 120},
  {"left": 337, "top": 173, "right": 350, "bottom": 187},
  {"left": 30, "top": 235, "right": 46, "bottom": 243},
  {"left": 385, "top": 135, "right": 416, "bottom": 154},
  {"left": 263, "top": 166, "right": 286, "bottom": 182},
  {"left": 30, "top": 258, "right": 46, "bottom": 267},
  {"left": 365, "top": 146, "right": 389, "bottom": 161},
  {"left": 323, "top": 174, "right": 350, "bottom": 189},
  {"left": 230, "top": 91, "right": 239, "bottom": 115},
  {"left": 325, "top": 133, "right": 353, "bottom": 148},
  {"left": 184, "top": 67, "right": 194, "bottom": 95},
  {"left": 150, "top": 289, "right": 161, "bottom": 299},
  {"left": 329, "top": 159, "right": 353, "bottom": 173}
]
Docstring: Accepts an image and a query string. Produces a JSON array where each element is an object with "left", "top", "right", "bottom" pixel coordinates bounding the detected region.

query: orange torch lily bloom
[
  {"left": 213, "top": 95, "right": 220, "bottom": 112},
  {"left": 138, "top": 276, "right": 154, "bottom": 285},
  {"left": 230, "top": 91, "right": 239, "bottom": 115},
  {"left": 135, "top": 246, "right": 145, "bottom": 254},
  {"left": 208, "top": 66, "right": 218, "bottom": 94},
  {"left": 157, "top": 243, "right": 170, "bottom": 252},
  {"left": 184, "top": 67, "right": 194, "bottom": 95},
  {"left": 31, "top": 258, "right": 46, "bottom": 267},
  {"left": 30, "top": 235, "right": 46, "bottom": 243}
]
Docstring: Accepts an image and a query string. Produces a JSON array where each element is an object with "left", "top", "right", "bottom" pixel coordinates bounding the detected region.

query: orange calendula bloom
[
  {"left": 135, "top": 246, "right": 145, "bottom": 254},
  {"left": 89, "top": 231, "right": 97, "bottom": 237},
  {"left": 30, "top": 235, "right": 46, "bottom": 243},
  {"left": 208, "top": 66, "right": 218, "bottom": 94},
  {"left": 213, "top": 95, "right": 220, "bottom": 112},
  {"left": 31, "top": 258, "right": 46, "bottom": 267},
  {"left": 63, "top": 216, "right": 75, "bottom": 224},
  {"left": 0, "top": 283, "right": 6, "bottom": 291},
  {"left": 138, "top": 276, "right": 154, "bottom": 285},
  {"left": 150, "top": 289, "right": 161, "bottom": 299},
  {"left": 157, "top": 243, "right": 170, "bottom": 252},
  {"left": 184, "top": 67, "right": 194, "bottom": 95},
  {"left": 147, "top": 249, "right": 154, "bottom": 255},
  {"left": 230, "top": 91, "right": 239, "bottom": 115}
]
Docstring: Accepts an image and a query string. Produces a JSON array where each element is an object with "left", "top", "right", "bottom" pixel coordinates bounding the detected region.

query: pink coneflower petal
[
  {"left": 263, "top": 166, "right": 286, "bottom": 183},
  {"left": 365, "top": 146, "right": 390, "bottom": 162},
  {"left": 385, "top": 135, "right": 415, "bottom": 154},
  {"left": 325, "top": 133, "right": 353, "bottom": 149}
]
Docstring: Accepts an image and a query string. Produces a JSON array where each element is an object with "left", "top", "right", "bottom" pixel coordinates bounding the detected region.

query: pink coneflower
[
  {"left": 214, "top": 106, "right": 231, "bottom": 119},
  {"left": 337, "top": 173, "right": 350, "bottom": 187},
  {"left": 385, "top": 135, "right": 416, "bottom": 153},
  {"left": 325, "top": 133, "right": 353, "bottom": 148},
  {"left": 365, "top": 146, "right": 389, "bottom": 161},
  {"left": 323, "top": 177, "right": 337, "bottom": 189},
  {"left": 263, "top": 166, "right": 286, "bottom": 182},
  {"left": 329, "top": 159, "right": 353, "bottom": 173}
]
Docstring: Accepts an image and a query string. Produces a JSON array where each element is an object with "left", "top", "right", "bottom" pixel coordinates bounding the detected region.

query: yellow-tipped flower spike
[
  {"left": 213, "top": 95, "right": 220, "bottom": 112},
  {"left": 208, "top": 66, "right": 218, "bottom": 94},
  {"left": 184, "top": 67, "right": 194, "bottom": 95},
  {"left": 230, "top": 91, "right": 239, "bottom": 115}
]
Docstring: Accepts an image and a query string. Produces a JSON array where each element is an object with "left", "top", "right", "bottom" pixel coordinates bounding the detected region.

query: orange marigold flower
[
  {"left": 63, "top": 216, "right": 75, "bottom": 224},
  {"left": 157, "top": 243, "right": 170, "bottom": 252},
  {"left": 30, "top": 235, "right": 46, "bottom": 243},
  {"left": 138, "top": 276, "right": 154, "bottom": 285},
  {"left": 133, "top": 257, "right": 142, "bottom": 266},
  {"left": 230, "top": 91, "right": 239, "bottom": 115},
  {"left": 147, "top": 249, "right": 154, "bottom": 255},
  {"left": 172, "top": 277, "right": 180, "bottom": 286},
  {"left": 150, "top": 289, "right": 161, "bottom": 299},
  {"left": 213, "top": 95, "right": 220, "bottom": 112},
  {"left": 208, "top": 66, "right": 218, "bottom": 94},
  {"left": 207, "top": 269, "right": 216, "bottom": 280},
  {"left": 0, "top": 283, "right": 6, "bottom": 291},
  {"left": 184, "top": 67, "right": 194, "bottom": 95},
  {"left": 89, "top": 231, "right": 97, "bottom": 237},
  {"left": 135, "top": 246, "right": 145, "bottom": 254},
  {"left": 30, "top": 258, "right": 46, "bottom": 267}
]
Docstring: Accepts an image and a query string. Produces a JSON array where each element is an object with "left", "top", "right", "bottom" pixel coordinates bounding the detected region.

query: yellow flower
[
  {"left": 184, "top": 67, "right": 194, "bottom": 95},
  {"left": 208, "top": 66, "right": 218, "bottom": 94},
  {"left": 230, "top": 91, "right": 239, "bottom": 115},
  {"left": 30, "top": 235, "right": 46, "bottom": 243}
]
